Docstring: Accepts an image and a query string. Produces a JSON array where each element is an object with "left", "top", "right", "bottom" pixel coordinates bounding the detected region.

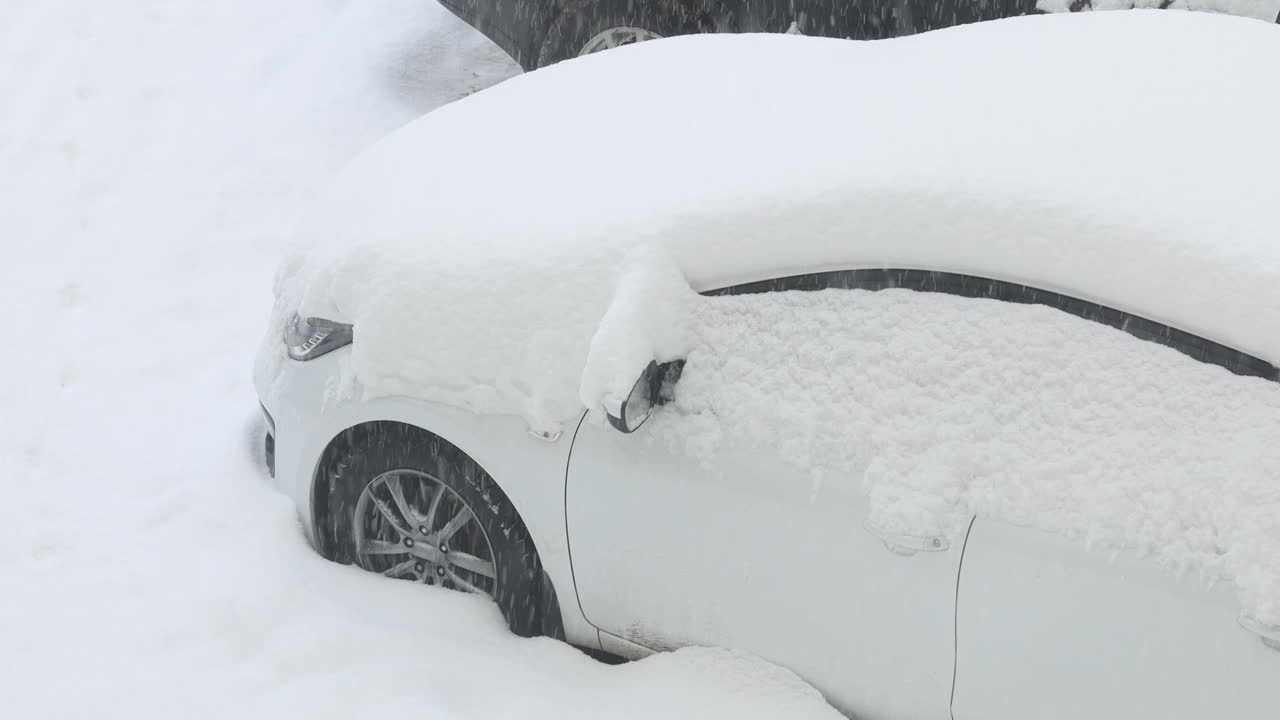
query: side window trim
[{"left": 704, "top": 268, "right": 1280, "bottom": 383}]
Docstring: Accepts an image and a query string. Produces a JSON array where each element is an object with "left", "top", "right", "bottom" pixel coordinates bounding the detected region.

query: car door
[
  {"left": 566, "top": 424, "right": 962, "bottom": 718},
  {"left": 948, "top": 306, "right": 1280, "bottom": 720},
  {"left": 565, "top": 271, "right": 973, "bottom": 720},
  {"left": 953, "top": 521, "right": 1280, "bottom": 720}
]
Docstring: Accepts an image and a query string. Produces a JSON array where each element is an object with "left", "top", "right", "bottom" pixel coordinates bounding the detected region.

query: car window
[{"left": 704, "top": 268, "right": 1280, "bottom": 382}]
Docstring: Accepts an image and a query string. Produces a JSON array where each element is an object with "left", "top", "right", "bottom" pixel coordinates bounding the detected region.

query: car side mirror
[{"left": 606, "top": 359, "right": 684, "bottom": 434}]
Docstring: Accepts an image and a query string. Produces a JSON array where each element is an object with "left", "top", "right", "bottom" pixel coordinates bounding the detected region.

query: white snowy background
[{"left": 0, "top": 1, "right": 841, "bottom": 717}]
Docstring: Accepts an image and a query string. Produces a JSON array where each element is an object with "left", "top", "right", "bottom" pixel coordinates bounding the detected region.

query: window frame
[{"left": 703, "top": 268, "right": 1280, "bottom": 382}]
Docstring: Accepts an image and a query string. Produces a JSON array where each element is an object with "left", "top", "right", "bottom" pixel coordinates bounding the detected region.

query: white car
[{"left": 255, "top": 12, "right": 1280, "bottom": 720}]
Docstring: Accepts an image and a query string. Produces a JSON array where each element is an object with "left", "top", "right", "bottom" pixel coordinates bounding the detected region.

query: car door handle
[
  {"left": 1239, "top": 615, "right": 1280, "bottom": 652},
  {"left": 864, "top": 520, "right": 949, "bottom": 556}
]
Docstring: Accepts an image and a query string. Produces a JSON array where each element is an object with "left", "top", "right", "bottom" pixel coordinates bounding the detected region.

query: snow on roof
[{"left": 275, "top": 10, "right": 1280, "bottom": 431}]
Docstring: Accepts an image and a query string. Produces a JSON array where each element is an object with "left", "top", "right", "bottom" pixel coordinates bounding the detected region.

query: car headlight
[{"left": 284, "top": 313, "right": 353, "bottom": 361}]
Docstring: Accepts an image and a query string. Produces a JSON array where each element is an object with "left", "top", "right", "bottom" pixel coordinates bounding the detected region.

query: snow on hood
[{"left": 271, "top": 11, "right": 1280, "bottom": 432}]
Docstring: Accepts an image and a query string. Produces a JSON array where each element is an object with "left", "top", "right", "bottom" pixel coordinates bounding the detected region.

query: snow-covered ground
[{"left": 0, "top": 2, "right": 839, "bottom": 717}]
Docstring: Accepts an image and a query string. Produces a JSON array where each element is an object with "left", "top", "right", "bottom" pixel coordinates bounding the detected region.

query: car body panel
[
  {"left": 953, "top": 519, "right": 1280, "bottom": 720},
  {"left": 436, "top": 0, "right": 556, "bottom": 70},
  {"left": 254, "top": 346, "right": 600, "bottom": 650},
  {"left": 565, "top": 416, "right": 964, "bottom": 720},
  {"left": 598, "top": 628, "right": 655, "bottom": 659}
]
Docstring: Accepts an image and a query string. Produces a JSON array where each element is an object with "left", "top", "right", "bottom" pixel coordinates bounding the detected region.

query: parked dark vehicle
[{"left": 436, "top": 0, "right": 1280, "bottom": 70}]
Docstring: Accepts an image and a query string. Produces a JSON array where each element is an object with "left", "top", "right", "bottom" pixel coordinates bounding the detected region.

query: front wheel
[
  {"left": 537, "top": 2, "right": 700, "bottom": 68},
  {"left": 318, "top": 428, "right": 559, "bottom": 637},
  {"left": 576, "top": 25, "right": 664, "bottom": 57}
]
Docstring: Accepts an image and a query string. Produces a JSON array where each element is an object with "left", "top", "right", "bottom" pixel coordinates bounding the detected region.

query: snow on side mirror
[
  {"left": 607, "top": 360, "right": 684, "bottom": 434},
  {"left": 607, "top": 361, "right": 657, "bottom": 433}
]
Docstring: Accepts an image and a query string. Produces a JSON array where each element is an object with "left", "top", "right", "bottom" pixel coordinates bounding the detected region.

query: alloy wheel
[
  {"left": 578, "top": 26, "right": 663, "bottom": 56},
  {"left": 352, "top": 469, "right": 497, "bottom": 595}
]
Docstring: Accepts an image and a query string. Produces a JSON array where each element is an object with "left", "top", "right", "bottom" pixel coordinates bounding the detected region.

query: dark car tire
[
  {"left": 317, "top": 426, "right": 562, "bottom": 639},
  {"left": 537, "top": 1, "right": 704, "bottom": 68}
]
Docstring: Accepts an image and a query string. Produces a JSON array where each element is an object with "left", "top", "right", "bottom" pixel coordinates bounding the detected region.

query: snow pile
[
  {"left": 0, "top": 1, "right": 840, "bottom": 718},
  {"left": 271, "top": 11, "right": 1280, "bottom": 435},
  {"left": 649, "top": 288, "right": 1280, "bottom": 625}
]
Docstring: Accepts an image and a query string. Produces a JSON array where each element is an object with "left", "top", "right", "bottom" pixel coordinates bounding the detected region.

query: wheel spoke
[
  {"left": 370, "top": 493, "right": 412, "bottom": 537},
  {"left": 437, "top": 506, "right": 473, "bottom": 542},
  {"left": 383, "top": 558, "right": 418, "bottom": 578},
  {"left": 352, "top": 468, "right": 498, "bottom": 596},
  {"left": 407, "top": 542, "right": 443, "bottom": 564},
  {"left": 361, "top": 539, "right": 410, "bottom": 556},
  {"left": 423, "top": 483, "right": 445, "bottom": 532},
  {"left": 446, "top": 569, "right": 484, "bottom": 594},
  {"left": 385, "top": 473, "right": 419, "bottom": 530},
  {"left": 447, "top": 551, "right": 495, "bottom": 579}
]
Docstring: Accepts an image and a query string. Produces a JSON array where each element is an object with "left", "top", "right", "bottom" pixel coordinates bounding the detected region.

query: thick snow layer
[
  {"left": 273, "top": 11, "right": 1280, "bottom": 435},
  {"left": 0, "top": 1, "right": 839, "bottom": 718},
  {"left": 580, "top": 247, "right": 700, "bottom": 415},
  {"left": 649, "top": 287, "right": 1280, "bottom": 626}
]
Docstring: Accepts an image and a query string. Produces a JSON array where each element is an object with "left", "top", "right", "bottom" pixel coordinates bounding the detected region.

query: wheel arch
[
  {"left": 307, "top": 414, "right": 574, "bottom": 641},
  {"left": 311, "top": 420, "right": 429, "bottom": 558}
]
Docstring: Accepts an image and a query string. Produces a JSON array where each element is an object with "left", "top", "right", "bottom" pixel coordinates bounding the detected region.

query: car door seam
[
  {"left": 950, "top": 515, "right": 978, "bottom": 720},
  {"left": 562, "top": 409, "right": 595, "bottom": 631}
]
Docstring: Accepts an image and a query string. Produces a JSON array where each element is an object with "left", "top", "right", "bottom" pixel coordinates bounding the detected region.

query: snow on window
[{"left": 645, "top": 286, "right": 1280, "bottom": 626}]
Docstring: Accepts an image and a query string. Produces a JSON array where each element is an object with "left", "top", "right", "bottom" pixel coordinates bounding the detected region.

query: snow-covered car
[
  {"left": 437, "top": 0, "right": 1280, "bottom": 69},
  {"left": 255, "top": 13, "right": 1280, "bottom": 720}
]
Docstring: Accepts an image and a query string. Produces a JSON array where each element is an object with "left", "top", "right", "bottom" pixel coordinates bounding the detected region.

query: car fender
[{"left": 260, "top": 348, "right": 597, "bottom": 647}]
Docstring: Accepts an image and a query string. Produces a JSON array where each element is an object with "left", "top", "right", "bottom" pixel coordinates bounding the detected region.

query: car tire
[
  {"left": 317, "top": 426, "right": 561, "bottom": 638},
  {"left": 536, "top": 1, "right": 701, "bottom": 68}
]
